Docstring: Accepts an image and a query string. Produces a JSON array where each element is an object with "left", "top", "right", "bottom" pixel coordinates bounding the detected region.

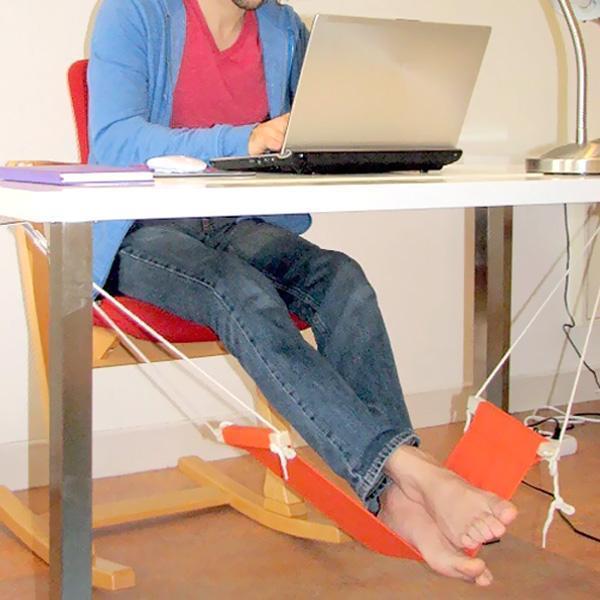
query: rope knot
[
  {"left": 552, "top": 496, "right": 576, "bottom": 517},
  {"left": 268, "top": 431, "right": 296, "bottom": 481}
]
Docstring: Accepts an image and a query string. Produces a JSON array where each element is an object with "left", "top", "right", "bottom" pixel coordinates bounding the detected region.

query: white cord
[
  {"left": 462, "top": 217, "right": 600, "bottom": 549},
  {"left": 475, "top": 222, "right": 600, "bottom": 399},
  {"left": 540, "top": 272, "right": 600, "bottom": 548},
  {"left": 465, "top": 221, "right": 600, "bottom": 434},
  {"left": 21, "top": 222, "right": 49, "bottom": 254},
  {"left": 20, "top": 223, "right": 283, "bottom": 436},
  {"left": 93, "top": 302, "right": 151, "bottom": 364},
  {"left": 269, "top": 443, "right": 291, "bottom": 481},
  {"left": 93, "top": 285, "right": 280, "bottom": 433},
  {"left": 541, "top": 455, "right": 576, "bottom": 548}
]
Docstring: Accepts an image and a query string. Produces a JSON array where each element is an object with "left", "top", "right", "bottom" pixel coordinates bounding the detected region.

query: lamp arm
[
  {"left": 556, "top": 0, "right": 588, "bottom": 145},
  {"left": 526, "top": 2, "right": 599, "bottom": 173}
]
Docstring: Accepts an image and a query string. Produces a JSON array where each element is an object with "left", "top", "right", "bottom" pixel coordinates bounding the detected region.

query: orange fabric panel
[
  {"left": 445, "top": 402, "right": 545, "bottom": 500},
  {"left": 243, "top": 445, "right": 422, "bottom": 559},
  {"left": 222, "top": 401, "right": 544, "bottom": 559},
  {"left": 222, "top": 426, "right": 272, "bottom": 450}
]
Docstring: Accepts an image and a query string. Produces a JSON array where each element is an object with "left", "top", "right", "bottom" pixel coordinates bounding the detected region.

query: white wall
[{"left": 1, "top": 1, "right": 599, "bottom": 489}]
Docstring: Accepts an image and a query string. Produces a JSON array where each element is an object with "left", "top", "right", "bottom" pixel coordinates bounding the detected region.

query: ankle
[{"left": 385, "top": 445, "right": 435, "bottom": 477}]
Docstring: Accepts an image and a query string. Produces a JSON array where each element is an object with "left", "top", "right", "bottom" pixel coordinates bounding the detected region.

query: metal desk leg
[
  {"left": 48, "top": 222, "right": 93, "bottom": 599},
  {"left": 474, "top": 207, "right": 513, "bottom": 411}
]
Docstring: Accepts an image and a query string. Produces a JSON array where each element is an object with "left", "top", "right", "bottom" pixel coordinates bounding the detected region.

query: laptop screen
[{"left": 283, "top": 15, "right": 491, "bottom": 152}]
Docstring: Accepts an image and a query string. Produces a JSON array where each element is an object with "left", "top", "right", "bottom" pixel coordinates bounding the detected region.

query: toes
[
  {"left": 482, "top": 512, "right": 506, "bottom": 540},
  {"left": 466, "top": 520, "right": 489, "bottom": 545},
  {"left": 475, "top": 568, "right": 494, "bottom": 587},
  {"left": 463, "top": 512, "right": 507, "bottom": 550},
  {"left": 461, "top": 533, "right": 480, "bottom": 550},
  {"left": 491, "top": 498, "right": 518, "bottom": 526},
  {"left": 452, "top": 556, "right": 487, "bottom": 581}
]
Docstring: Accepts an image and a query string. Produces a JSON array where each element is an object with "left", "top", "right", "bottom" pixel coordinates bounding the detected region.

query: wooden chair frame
[{"left": 0, "top": 221, "right": 347, "bottom": 591}]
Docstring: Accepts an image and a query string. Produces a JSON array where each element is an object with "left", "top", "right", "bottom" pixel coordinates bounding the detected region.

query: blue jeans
[{"left": 112, "top": 217, "right": 419, "bottom": 512}]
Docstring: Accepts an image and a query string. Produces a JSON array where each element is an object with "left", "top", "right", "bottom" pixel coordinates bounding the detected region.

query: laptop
[{"left": 211, "top": 15, "right": 491, "bottom": 175}]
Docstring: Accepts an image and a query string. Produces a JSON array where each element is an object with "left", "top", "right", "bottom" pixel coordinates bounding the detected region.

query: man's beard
[{"left": 231, "top": 0, "right": 265, "bottom": 10}]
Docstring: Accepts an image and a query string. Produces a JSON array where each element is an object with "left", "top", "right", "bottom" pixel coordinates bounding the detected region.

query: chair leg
[
  {"left": 0, "top": 483, "right": 231, "bottom": 590},
  {"left": 0, "top": 486, "right": 135, "bottom": 591},
  {"left": 253, "top": 388, "right": 309, "bottom": 517}
]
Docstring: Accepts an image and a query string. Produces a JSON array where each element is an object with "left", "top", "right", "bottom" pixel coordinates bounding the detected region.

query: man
[{"left": 89, "top": 0, "right": 516, "bottom": 586}]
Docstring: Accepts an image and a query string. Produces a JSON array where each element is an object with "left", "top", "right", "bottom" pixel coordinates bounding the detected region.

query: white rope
[
  {"left": 541, "top": 455, "right": 576, "bottom": 548},
  {"left": 20, "top": 223, "right": 282, "bottom": 435},
  {"left": 475, "top": 222, "right": 600, "bottom": 399},
  {"left": 92, "top": 285, "right": 280, "bottom": 433},
  {"left": 92, "top": 302, "right": 151, "bottom": 364},
  {"left": 541, "top": 274, "right": 600, "bottom": 547},
  {"left": 465, "top": 220, "right": 600, "bottom": 433},
  {"left": 269, "top": 443, "right": 291, "bottom": 480},
  {"left": 21, "top": 222, "right": 49, "bottom": 254},
  {"left": 461, "top": 215, "right": 600, "bottom": 548}
]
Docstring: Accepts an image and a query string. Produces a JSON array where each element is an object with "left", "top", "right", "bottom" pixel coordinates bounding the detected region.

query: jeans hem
[{"left": 358, "top": 429, "right": 420, "bottom": 515}]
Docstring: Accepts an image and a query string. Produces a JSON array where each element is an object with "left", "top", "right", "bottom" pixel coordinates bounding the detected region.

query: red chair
[{"left": 68, "top": 59, "right": 90, "bottom": 163}]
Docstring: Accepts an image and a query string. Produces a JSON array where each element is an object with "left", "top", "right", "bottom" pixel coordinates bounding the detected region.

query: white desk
[
  {"left": 1, "top": 166, "right": 599, "bottom": 598},
  {"left": 1, "top": 167, "right": 599, "bottom": 222}
]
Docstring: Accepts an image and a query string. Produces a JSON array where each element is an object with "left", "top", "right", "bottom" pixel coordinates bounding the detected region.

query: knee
[
  {"left": 211, "top": 259, "right": 279, "bottom": 311},
  {"left": 321, "top": 251, "right": 376, "bottom": 302}
]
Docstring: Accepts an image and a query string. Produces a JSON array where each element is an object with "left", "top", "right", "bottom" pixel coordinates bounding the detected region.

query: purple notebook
[{"left": 0, "top": 164, "right": 153, "bottom": 185}]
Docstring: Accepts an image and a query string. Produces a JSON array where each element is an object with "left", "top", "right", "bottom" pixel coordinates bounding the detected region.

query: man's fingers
[
  {"left": 271, "top": 114, "right": 290, "bottom": 134},
  {"left": 265, "top": 131, "right": 284, "bottom": 151},
  {"left": 248, "top": 114, "right": 289, "bottom": 155}
]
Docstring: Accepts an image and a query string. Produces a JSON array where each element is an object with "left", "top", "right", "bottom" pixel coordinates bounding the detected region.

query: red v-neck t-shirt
[{"left": 171, "top": 0, "right": 269, "bottom": 129}]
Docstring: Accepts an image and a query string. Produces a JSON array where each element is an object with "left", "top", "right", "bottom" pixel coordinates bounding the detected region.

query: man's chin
[{"left": 231, "top": 0, "right": 265, "bottom": 10}]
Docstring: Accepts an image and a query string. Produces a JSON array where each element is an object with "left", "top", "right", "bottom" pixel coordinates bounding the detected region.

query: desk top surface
[{"left": 1, "top": 165, "right": 599, "bottom": 223}]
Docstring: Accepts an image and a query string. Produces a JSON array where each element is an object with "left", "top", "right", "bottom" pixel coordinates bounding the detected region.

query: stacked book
[{"left": 0, "top": 164, "right": 153, "bottom": 185}]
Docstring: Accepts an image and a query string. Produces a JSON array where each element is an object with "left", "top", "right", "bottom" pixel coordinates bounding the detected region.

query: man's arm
[{"left": 88, "top": 0, "right": 256, "bottom": 166}]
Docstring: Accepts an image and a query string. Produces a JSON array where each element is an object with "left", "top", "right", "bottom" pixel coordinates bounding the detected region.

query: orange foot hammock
[
  {"left": 218, "top": 399, "right": 548, "bottom": 560},
  {"left": 87, "top": 277, "right": 550, "bottom": 562}
]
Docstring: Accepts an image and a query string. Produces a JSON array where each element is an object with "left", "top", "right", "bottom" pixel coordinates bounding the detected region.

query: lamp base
[{"left": 526, "top": 140, "right": 600, "bottom": 175}]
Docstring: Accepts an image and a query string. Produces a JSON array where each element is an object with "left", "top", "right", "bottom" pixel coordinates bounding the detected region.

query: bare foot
[
  {"left": 385, "top": 446, "right": 517, "bottom": 549},
  {"left": 379, "top": 484, "right": 493, "bottom": 586}
]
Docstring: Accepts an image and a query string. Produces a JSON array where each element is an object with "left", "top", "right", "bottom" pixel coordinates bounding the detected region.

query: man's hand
[{"left": 248, "top": 114, "right": 290, "bottom": 156}]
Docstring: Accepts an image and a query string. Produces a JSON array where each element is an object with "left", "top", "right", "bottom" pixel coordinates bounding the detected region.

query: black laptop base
[{"left": 212, "top": 149, "right": 462, "bottom": 175}]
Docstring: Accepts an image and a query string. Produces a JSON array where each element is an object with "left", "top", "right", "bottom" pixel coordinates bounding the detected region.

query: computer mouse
[{"left": 146, "top": 155, "right": 208, "bottom": 174}]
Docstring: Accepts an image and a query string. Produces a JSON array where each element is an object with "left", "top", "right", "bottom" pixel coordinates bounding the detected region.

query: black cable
[
  {"left": 526, "top": 416, "right": 561, "bottom": 429},
  {"left": 561, "top": 204, "right": 600, "bottom": 389},
  {"left": 521, "top": 480, "right": 600, "bottom": 544},
  {"left": 526, "top": 416, "right": 575, "bottom": 439}
]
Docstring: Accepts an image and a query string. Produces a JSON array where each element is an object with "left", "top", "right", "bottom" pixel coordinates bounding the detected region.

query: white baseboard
[
  {"left": 2, "top": 371, "right": 596, "bottom": 491},
  {"left": 0, "top": 421, "right": 246, "bottom": 491},
  {"left": 508, "top": 369, "right": 600, "bottom": 413}
]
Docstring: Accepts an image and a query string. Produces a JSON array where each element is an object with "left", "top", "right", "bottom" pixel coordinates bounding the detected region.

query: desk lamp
[{"left": 526, "top": 0, "right": 600, "bottom": 174}]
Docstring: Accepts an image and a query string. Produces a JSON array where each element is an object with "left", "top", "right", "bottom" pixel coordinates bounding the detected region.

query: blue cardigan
[{"left": 88, "top": 0, "right": 311, "bottom": 288}]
